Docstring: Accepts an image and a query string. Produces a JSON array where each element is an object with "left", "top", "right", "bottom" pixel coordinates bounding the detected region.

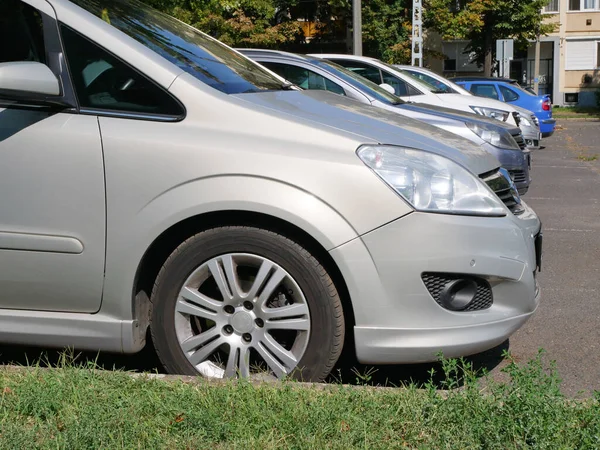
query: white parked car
[
  {"left": 394, "top": 65, "right": 542, "bottom": 149},
  {"left": 312, "top": 54, "right": 537, "bottom": 142}
]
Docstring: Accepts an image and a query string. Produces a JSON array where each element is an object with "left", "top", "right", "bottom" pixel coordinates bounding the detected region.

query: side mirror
[
  {"left": 379, "top": 83, "right": 396, "bottom": 95},
  {"left": 0, "top": 61, "right": 63, "bottom": 104}
]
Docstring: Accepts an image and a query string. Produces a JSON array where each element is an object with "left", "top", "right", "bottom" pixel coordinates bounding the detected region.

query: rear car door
[{"left": 0, "top": 0, "right": 105, "bottom": 312}]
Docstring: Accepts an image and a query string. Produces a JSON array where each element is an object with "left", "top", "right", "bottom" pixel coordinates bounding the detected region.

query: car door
[{"left": 0, "top": 0, "right": 105, "bottom": 313}]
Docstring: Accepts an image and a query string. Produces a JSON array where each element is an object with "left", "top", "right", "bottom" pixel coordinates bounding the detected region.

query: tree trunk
[{"left": 483, "top": 26, "right": 493, "bottom": 76}]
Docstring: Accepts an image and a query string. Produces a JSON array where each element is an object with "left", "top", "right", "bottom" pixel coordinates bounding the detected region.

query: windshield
[
  {"left": 70, "top": 0, "right": 288, "bottom": 94},
  {"left": 390, "top": 66, "right": 447, "bottom": 94},
  {"left": 312, "top": 59, "right": 404, "bottom": 105}
]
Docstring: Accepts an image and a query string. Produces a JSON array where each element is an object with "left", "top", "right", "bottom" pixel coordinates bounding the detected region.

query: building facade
[{"left": 433, "top": 0, "right": 600, "bottom": 106}]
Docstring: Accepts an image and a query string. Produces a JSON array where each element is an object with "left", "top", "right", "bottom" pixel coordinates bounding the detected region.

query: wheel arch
[{"left": 132, "top": 210, "right": 357, "bottom": 347}]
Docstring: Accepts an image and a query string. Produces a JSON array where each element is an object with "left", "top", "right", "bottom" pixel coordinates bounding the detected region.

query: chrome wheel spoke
[
  {"left": 180, "top": 327, "right": 219, "bottom": 353},
  {"left": 207, "top": 258, "right": 233, "bottom": 301},
  {"left": 176, "top": 299, "right": 217, "bottom": 320},
  {"left": 265, "top": 317, "right": 310, "bottom": 331},
  {"left": 239, "top": 346, "right": 251, "bottom": 378},
  {"left": 245, "top": 259, "right": 274, "bottom": 300},
  {"left": 261, "top": 333, "right": 298, "bottom": 368},
  {"left": 188, "top": 336, "right": 225, "bottom": 366},
  {"left": 256, "top": 267, "right": 287, "bottom": 307},
  {"left": 262, "top": 303, "right": 309, "bottom": 319},
  {"left": 224, "top": 346, "right": 238, "bottom": 378},
  {"left": 255, "top": 341, "right": 287, "bottom": 378}
]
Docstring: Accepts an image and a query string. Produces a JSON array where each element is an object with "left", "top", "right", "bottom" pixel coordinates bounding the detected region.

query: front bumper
[
  {"left": 330, "top": 203, "right": 541, "bottom": 364},
  {"left": 482, "top": 143, "right": 531, "bottom": 194}
]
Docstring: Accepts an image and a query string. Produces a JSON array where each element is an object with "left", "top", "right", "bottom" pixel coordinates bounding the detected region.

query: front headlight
[
  {"left": 470, "top": 106, "right": 510, "bottom": 122},
  {"left": 465, "top": 122, "right": 520, "bottom": 150},
  {"left": 518, "top": 116, "right": 532, "bottom": 127},
  {"left": 357, "top": 145, "right": 506, "bottom": 216}
]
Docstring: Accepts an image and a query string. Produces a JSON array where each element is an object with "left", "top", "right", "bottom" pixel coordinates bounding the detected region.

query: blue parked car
[{"left": 450, "top": 77, "right": 556, "bottom": 137}]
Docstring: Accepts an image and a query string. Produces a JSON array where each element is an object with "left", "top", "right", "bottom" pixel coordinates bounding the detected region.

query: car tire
[{"left": 150, "top": 226, "right": 344, "bottom": 381}]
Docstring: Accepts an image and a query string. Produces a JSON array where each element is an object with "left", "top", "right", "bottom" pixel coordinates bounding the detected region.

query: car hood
[
  {"left": 435, "top": 93, "right": 518, "bottom": 113},
  {"left": 232, "top": 90, "right": 500, "bottom": 176},
  {"left": 399, "top": 102, "right": 520, "bottom": 133}
]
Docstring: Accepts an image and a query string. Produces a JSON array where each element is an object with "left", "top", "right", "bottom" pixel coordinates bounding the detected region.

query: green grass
[
  {"left": 553, "top": 106, "right": 600, "bottom": 119},
  {"left": 0, "top": 350, "right": 598, "bottom": 449}
]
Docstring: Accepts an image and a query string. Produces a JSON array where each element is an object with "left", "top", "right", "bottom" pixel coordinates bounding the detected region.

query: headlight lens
[
  {"left": 465, "top": 122, "right": 520, "bottom": 150},
  {"left": 470, "top": 106, "right": 510, "bottom": 122},
  {"left": 519, "top": 116, "right": 532, "bottom": 127},
  {"left": 357, "top": 145, "right": 506, "bottom": 216}
]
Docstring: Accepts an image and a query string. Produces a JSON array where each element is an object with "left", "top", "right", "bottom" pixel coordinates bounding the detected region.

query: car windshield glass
[
  {"left": 392, "top": 66, "right": 446, "bottom": 93},
  {"left": 69, "top": 0, "right": 289, "bottom": 94},
  {"left": 402, "top": 69, "right": 463, "bottom": 94},
  {"left": 313, "top": 59, "right": 404, "bottom": 105}
]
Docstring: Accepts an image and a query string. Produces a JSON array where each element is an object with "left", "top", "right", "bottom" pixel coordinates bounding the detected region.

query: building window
[
  {"left": 597, "top": 42, "right": 600, "bottom": 68},
  {"left": 444, "top": 59, "right": 457, "bottom": 71},
  {"left": 544, "top": 0, "right": 559, "bottom": 12},
  {"left": 569, "top": 0, "right": 599, "bottom": 10}
]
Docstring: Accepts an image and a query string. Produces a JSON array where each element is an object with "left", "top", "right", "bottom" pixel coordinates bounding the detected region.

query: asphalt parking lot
[
  {"left": 0, "top": 120, "right": 597, "bottom": 396},
  {"left": 502, "top": 120, "right": 600, "bottom": 397}
]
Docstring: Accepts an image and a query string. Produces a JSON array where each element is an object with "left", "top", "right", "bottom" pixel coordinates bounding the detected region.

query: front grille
[
  {"left": 511, "top": 131, "right": 527, "bottom": 150},
  {"left": 480, "top": 169, "right": 525, "bottom": 215},
  {"left": 509, "top": 169, "right": 527, "bottom": 183},
  {"left": 422, "top": 273, "right": 493, "bottom": 311}
]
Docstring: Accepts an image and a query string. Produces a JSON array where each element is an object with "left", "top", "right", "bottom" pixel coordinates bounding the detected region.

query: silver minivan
[{"left": 0, "top": 0, "right": 542, "bottom": 380}]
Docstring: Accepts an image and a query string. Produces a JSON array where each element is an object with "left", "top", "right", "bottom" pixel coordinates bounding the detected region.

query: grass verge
[
  {"left": 0, "top": 350, "right": 598, "bottom": 449},
  {"left": 553, "top": 107, "right": 600, "bottom": 119}
]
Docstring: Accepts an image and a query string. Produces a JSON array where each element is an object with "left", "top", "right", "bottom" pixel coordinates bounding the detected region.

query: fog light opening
[{"left": 439, "top": 279, "right": 478, "bottom": 311}]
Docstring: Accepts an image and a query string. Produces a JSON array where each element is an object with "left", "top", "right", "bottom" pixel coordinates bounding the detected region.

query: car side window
[
  {"left": 333, "top": 60, "right": 382, "bottom": 85},
  {"left": 381, "top": 72, "right": 408, "bottom": 96},
  {"left": 60, "top": 25, "right": 184, "bottom": 118},
  {"left": 470, "top": 84, "right": 500, "bottom": 100},
  {"left": 499, "top": 85, "right": 519, "bottom": 102},
  {"left": 0, "top": 0, "right": 46, "bottom": 64},
  {"left": 261, "top": 62, "right": 345, "bottom": 96}
]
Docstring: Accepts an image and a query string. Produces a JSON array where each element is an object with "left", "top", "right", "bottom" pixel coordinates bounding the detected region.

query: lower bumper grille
[
  {"left": 422, "top": 273, "right": 493, "bottom": 311},
  {"left": 509, "top": 169, "right": 528, "bottom": 183}
]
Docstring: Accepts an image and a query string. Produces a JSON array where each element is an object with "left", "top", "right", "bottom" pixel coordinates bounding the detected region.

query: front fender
[{"left": 100, "top": 175, "right": 360, "bottom": 320}]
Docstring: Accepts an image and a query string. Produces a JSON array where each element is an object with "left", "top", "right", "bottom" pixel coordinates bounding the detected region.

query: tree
[
  {"left": 144, "top": 0, "right": 303, "bottom": 48},
  {"left": 424, "top": 0, "right": 557, "bottom": 75}
]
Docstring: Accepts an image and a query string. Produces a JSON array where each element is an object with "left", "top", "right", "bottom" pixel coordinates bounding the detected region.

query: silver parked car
[
  {"left": 0, "top": 0, "right": 542, "bottom": 380},
  {"left": 239, "top": 49, "right": 532, "bottom": 194}
]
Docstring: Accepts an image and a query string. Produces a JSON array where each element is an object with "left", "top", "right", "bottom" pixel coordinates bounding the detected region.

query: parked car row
[{"left": 0, "top": 0, "right": 542, "bottom": 381}]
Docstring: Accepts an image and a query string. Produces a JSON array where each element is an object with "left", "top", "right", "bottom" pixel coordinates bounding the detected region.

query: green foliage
[
  {"left": 0, "top": 350, "right": 599, "bottom": 448},
  {"left": 143, "top": 0, "right": 304, "bottom": 48},
  {"left": 425, "top": 0, "right": 558, "bottom": 74}
]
